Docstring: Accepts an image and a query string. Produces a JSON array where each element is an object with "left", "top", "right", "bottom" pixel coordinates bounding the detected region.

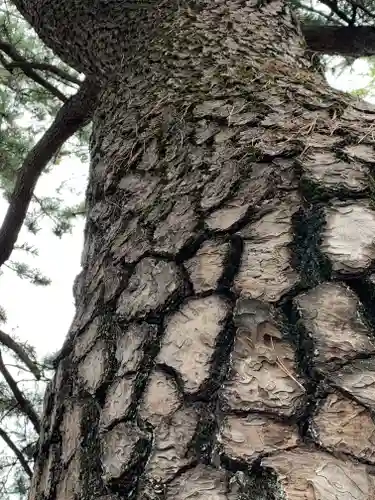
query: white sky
[
  {"left": 0, "top": 57, "right": 373, "bottom": 361},
  {"left": 0, "top": 155, "right": 87, "bottom": 358}
]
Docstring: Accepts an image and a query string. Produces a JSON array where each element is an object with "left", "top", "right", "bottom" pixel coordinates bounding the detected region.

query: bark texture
[{"left": 18, "top": 0, "right": 375, "bottom": 499}]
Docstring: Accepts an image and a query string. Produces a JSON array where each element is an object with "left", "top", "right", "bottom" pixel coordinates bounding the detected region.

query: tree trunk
[{"left": 18, "top": 0, "right": 375, "bottom": 498}]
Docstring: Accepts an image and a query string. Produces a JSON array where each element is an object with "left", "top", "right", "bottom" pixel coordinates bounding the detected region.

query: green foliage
[
  {"left": 0, "top": 3, "right": 88, "bottom": 498},
  {"left": 0, "top": 337, "right": 47, "bottom": 500},
  {"left": 0, "top": 0, "right": 89, "bottom": 285}
]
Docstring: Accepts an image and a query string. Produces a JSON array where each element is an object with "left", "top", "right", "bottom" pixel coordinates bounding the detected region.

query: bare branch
[
  {"left": 0, "top": 349, "right": 40, "bottom": 434},
  {"left": 297, "top": 2, "right": 345, "bottom": 24},
  {"left": 5, "top": 59, "right": 81, "bottom": 86},
  {"left": 0, "top": 427, "right": 32, "bottom": 478},
  {"left": 316, "top": 0, "right": 352, "bottom": 24},
  {"left": 0, "top": 76, "right": 100, "bottom": 268},
  {"left": 0, "top": 39, "right": 68, "bottom": 101},
  {"left": 346, "top": 0, "right": 375, "bottom": 22},
  {"left": 0, "top": 329, "right": 41, "bottom": 380},
  {"left": 0, "top": 40, "right": 68, "bottom": 102}
]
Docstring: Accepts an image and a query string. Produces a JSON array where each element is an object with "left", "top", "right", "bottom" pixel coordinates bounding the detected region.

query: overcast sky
[{"left": 0, "top": 154, "right": 86, "bottom": 358}]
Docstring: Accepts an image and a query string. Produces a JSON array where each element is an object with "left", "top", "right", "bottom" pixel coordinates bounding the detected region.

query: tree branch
[
  {"left": 5, "top": 59, "right": 81, "bottom": 86},
  {"left": 0, "top": 427, "right": 32, "bottom": 478},
  {"left": 0, "top": 329, "right": 41, "bottom": 380},
  {"left": 0, "top": 76, "right": 100, "bottom": 268},
  {"left": 338, "top": 0, "right": 375, "bottom": 22},
  {"left": 0, "top": 349, "right": 40, "bottom": 434},
  {"left": 296, "top": 1, "right": 344, "bottom": 25},
  {"left": 302, "top": 24, "right": 375, "bottom": 57},
  {"left": 315, "top": 0, "right": 352, "bottom": 24},
  {"left": 0, "top": 39, "right": 68, "bottom": 102}
]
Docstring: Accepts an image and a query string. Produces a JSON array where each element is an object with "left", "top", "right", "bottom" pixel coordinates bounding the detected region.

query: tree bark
[{"left": 15, "top": 0, "right": 375, "bottom": 499}]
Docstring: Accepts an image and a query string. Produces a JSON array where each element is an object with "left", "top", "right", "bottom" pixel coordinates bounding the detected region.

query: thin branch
[
  {"left": 0, "top": 76, "right": 100, "bottom": 268},
  {"left": 5, "top": 60, "right": 81, "bottom": 85},
  {"left": 32, "top": 193, "right": 61, "bottom": 227},
  {"left": 0, "top": 349, "right": 40, "bottom": 434},
  {"left": 0, "top": 329, "right": 41, "bottom": 380},
  {"left": 296, "top": 1, "right": 345, "bottom": 24},
  {"left": 0, "top": 427, "right": 32, "bottom": 478},
  {"left": 348, "top": 0, "right": 375, "bottom": 21},
  {"left": 0, "top": 39, "right": 67, "bottom": 101},
  {"left": 0, "top": 404, "right": 19, "bottom": 424},
  {"left": 316, "top": 0, "right": 352, "bottom": 24},
  {"left": 350, "top": 4, "right": 358, "bottom": 25}
]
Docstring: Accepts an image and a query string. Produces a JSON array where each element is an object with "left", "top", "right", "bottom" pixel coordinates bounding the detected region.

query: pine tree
[{"left": 3, "top": 0, "right": 375, "bottom": 498}]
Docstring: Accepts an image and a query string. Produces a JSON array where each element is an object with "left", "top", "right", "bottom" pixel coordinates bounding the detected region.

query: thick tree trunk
[{"left": 19, "top": 0, "right": 375, "bottom": 499}]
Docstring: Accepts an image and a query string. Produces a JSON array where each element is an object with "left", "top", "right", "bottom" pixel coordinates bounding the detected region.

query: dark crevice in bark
[
  {"left": 274, "top": 283, "right": 309, "bottom": 309},
  {"left": 155, "top": 362, "right": 186, "bottom": 397},
  {"left": 299, "top": 384, "right": 333, "bottom": 443},
  {"left": 152, "top": 280, "right": 192, "bottom": 323},
  {"left": 280, "top": 301, "right": 315, "bottom": 382},
  {"left": 117, "top": 323, "right": 165, "bottom": 423},
  {"left": 175, "top": 230, "right": 208, "bottom": 264},
  {"left": 219, "top": 453, "right": 251, "bottom": 474},
  {"left": 218, "top": 184, "right": 292, "bottom": 237},
  {"left": 106, "top": 433, "right": 152, "bottom": 500},
  {"left": 238, "top": 461, "right": 285, "bottom": 500},
  {"left": 334, "top": 145, "right": 374, "bottom": 165},
  {"left": 204, "top": 307, "right": 237, "bottom": 398},
  {"left": 138, "top": 460, "right": 200, "bottom": 499},
  {"left": 217, "top": 234, "right": 243, "bottom": 292},
  {"left": 184, "top": 309, "right": 238, "bottom": 464},
  {"left": 114, "top": 251, "right": 171, "bottom": 272},
  {"left": 164, "top": 460, "right": 199, "bottom": 486},
  {"left": 344, "top": 277, "right": 375, "bottom": 339},
  {"left": 299, "top": 177, "right": 370, "bottom": 204},
  {"left": 280, "top": 301, "right": 323, "bottom": 438},
  {"left": 53, "top": 301, "right": 116, "bottom": 369},
  {"left": 194, "top": 290, "right": 239, "bottom": 308},
  {"left": 80, "top": 401, "right": 105, "bottom": 498},
  {"left": 290, "top": 204, "right": 332, "bottom": 288},
  {"left": 315, "top": 347, "right": 375, "bottom": 375},
  {"left": 156, "top": 300, "right": 236, "bottom": 403},
  {"left": 204, "top": 206, "right": 256, "bottom": 236},
  {"left": 188, "top": 402, "right": 218, "bottom": 464},
  {"left": 199, "top": 164, "right": 255, "bottom": 217}
]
